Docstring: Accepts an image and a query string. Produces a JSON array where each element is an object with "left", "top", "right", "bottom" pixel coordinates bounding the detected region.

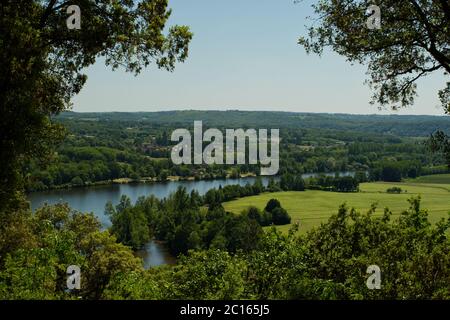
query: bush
[
  {"left": 245, "top": 206, "right": 263, "bottom": 225},
  {"left": 387, "top": 187, "right": 402, "bottom": 194},
  {"left": 264, "top": 199, "right": 282, "bottom": 213},
  {"left": 271, "top": 207, "right": 291, "bottom": 225},
  {"left": 70, "top": 176, "right": 84, "bottom": 186},
  {"left": 263, "top": 199, "right": 291, "bottom": 226}
]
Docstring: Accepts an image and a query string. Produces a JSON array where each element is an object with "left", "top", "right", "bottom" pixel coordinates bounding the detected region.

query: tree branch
[
  {"left": 438, "top": 0, "right": 450, "bottom": 22},
  {"left": 40, "top": 0, "right": 58, "bottom": 29},
  {"left": 409, "top": 0, "right": 450, "bottom": 73}
]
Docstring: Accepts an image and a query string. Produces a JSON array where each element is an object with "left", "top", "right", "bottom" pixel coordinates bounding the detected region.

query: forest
[
  {"left": 24, "top": 111, "right": 450, "bottom": 191},
  {"left": 1, "top": 190, "right": 449, "bottom": 300},
  {"left": 4, "top": 111, "right": 447, "bottom": 300},
  {"left": 1, "top": 0, "right": 449, "bottom": 304}
]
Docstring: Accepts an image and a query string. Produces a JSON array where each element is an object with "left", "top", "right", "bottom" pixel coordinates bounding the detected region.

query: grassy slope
[
  {"left": 223, "top": 176, "right": 450, "bottom": 234},
  {"left": 408, "top": 173, "right": 450, "bottom": 184}
]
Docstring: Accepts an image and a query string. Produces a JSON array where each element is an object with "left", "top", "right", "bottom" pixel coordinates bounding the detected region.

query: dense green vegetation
[
  {"left": 1, "top": 0, "right": 448, "bottom": 303},
  {"left": 57, "top": 111, "right": 450, "bottom": 136},
  {"left": 298, "top": 0, "right": 449, "bottom": 112},
  {"left": 0, "top": 0, "right": 192, "bottom": 213},
  {"left": 102, "top": 174, "right": 362, "bottom": 252},
  {"left": 224, "top": 176, "right": 450, "bottom": 234},
  {"left": 409, "top": 173, "right": 450, "bottom": 184},
  {"left": 6, "top": 111, "right": 450, "bottom": 300},
  {"left": 104, "top": 182, "right": 293, "bottom": 253},
  {"left": 1, "top": 195, "right": 448, "bottom": 299},
  {"left": 0, "top": 204, "right": 142, "bottom": 299},
  {"left": 24, "top": 111, "right": 450, "bottom": 191},
  {"left": 386, "top": 187, "right": 403, "bottom": 194}
]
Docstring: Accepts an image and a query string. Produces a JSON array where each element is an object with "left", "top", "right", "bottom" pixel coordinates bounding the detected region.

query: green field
[
  {"left": 408, "top": 173, "right": 450, "bottom": 184},
  {"left": 223, "top": 175, "right": 450, "bottom": 234}
]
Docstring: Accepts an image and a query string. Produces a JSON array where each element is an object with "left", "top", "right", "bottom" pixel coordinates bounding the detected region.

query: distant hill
[{"left": 57, "top": 110, "right": 450, "bottom": 137}]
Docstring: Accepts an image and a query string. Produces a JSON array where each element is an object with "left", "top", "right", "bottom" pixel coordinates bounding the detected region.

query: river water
[
  {"left": 28, "top": 172, "right": 352, "bottom": 268},
  {"left": 28, "top": 177, "right": 270, "bottom": 268}
]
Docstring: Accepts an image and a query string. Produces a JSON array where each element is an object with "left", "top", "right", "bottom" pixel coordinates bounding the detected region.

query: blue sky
[{"left": 72, "top": 0, "right": 448, "bottom": 115}]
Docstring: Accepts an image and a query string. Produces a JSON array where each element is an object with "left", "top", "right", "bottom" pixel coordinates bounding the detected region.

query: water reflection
[
  {"left": 135, "top": 241, "right": 177, "bottom": 269},
  {"left": 28, "top": 177, "right": 269, "bottom": 227},
  {"left": 28, "top": 173, "right": 353, "bottom": 267},
  {"left": 28, "top": 177, "right": 270, "bottom": 268}
]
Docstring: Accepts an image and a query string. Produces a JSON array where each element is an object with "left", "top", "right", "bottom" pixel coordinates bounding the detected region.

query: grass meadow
[{"left": 223, "top": 174, "right": 450, "bottom": 234}]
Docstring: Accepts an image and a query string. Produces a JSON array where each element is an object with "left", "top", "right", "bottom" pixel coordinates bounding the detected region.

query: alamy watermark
[
  {"left": 66, "top": 3, "right": 382, "bottom": 31},
  {"left": 293, "top": 2, "right": 382, "bottom": 30},
  {"left": 67, "top": 265, "right": 81, "bottom": 290},
  {"left": 366, "top": 265, "right": 381, "bottom": 289},
  {"left": 170, "top": 121, "right": 279, "bottom": 176},
  {"left": 366, "top": 5, "right": 381, "bottom": 30},
  {"left": 66, "top": 5, "right": 81, "bottom": 30}
]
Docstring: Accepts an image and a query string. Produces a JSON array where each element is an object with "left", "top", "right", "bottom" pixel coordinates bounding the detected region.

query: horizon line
[{"left": 65, "top": 109, "right": 449, "bottom": 118}]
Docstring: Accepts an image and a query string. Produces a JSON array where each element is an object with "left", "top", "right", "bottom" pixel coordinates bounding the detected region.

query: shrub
[{"left": 387, "top": 187, "right": 402, "bottom": 194}]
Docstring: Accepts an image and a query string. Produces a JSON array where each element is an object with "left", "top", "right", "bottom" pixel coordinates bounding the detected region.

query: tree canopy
[
  {"left": 299, "top": 0, "right": 449, "bottom": 112},
  {"left": 0, "top": 0, "right": 192, "bottom": 211}
]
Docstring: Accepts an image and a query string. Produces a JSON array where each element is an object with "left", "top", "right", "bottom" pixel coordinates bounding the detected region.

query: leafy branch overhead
[
  {"left": 39, "top": 0, "right": 193, "bottom": 100},
  {"left": 0, "top": 0, "right": 192, "bottom": 210},
  {"left": 298, "top": 0, "right": 449, "bottom": 112}
]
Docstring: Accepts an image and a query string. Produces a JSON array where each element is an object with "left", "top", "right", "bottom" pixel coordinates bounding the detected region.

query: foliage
[
  {"left": 293, "top": 198, "right": 450, "bottom": 299},
  {"left": 307, "top": 175, "right": 360, "bottom": 192},
  {"left": 224, "top": 179, "right": 450, "bottom": 234},
  {"left": 22, "top": 111, "right": 450, "bottom": 191},
  {"left": 0, "top": 204, "right": 141, "bottom": 300},
  {"left": 105, "top": 186, "right": 265, "bottom": 256},
  {"left": 1, "top": 194, "right": 449, "bottom": 300},
  {"left": 386, "top": 187, "right": 403, "bottom": 194},
  {"left": 105, "top": 197, "right": 450, "bottom": 300},
  {"left": 429, "top": 130, "right": 450, "bottom": 167},
  {"left": 0, "top": 0, "right": 192, "bottom": 211},
  {"left": 298, "top": 0, "right": 449, "bottom": 111},
  {"left": 105, "top": 196, "right": 151, "bottom": 250},
  {"left": 369, "top": 160, "right": 422, "bottom": 182},
  {"left": 264, "top": 199, "right": 291, "bottom": 225}
]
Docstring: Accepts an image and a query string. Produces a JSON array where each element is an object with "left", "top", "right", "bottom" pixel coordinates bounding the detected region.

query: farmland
[{"left": 223, "top": 175, "right": 450, "bottom": 233}]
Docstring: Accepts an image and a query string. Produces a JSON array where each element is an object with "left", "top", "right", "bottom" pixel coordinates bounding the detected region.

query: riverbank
[
  {"left": 28, "top": 176, "right": 272, "bottom": 268},
  {"left": 26, "top": 172, "right": 259, "bottom": 193}
]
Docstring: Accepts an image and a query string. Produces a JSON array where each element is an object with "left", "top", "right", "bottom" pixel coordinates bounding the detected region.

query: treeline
[
  {"left": 304, "top": 175, "right": 359, "bottom": 192},
  {"left": 369, "top": 160, "right": 423, "bottom": 182},
  {"left": 269, "top": 174, "right": 360, "bottom": 193},
  {"left": 104, "top": 174, "right": 363, "bottom": 254},
  {"left": 23, "top": 115, "right": 448, "bottom": 191},
  {"left": 105, "top": 185, "right": 292, "bottom": 254},
  {"left": 203, "top": 174, "right": 360, "bottom": 207},
  {"left": 25, "top": 146, "right": 232, "bottom": 192},
  {"left": 58, "top": 111, "right": 450, "bottom": 137},
  {"left": 2, "top": 197, "right": 449, "bottom": 299}
]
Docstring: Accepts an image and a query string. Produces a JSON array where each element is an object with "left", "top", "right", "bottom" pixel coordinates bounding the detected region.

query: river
[
  {"left": 28, "top": 172, "right": 353, "bottom": 268},
  {"left": 28, "top": 177, "right": 271, "bottom": 268}
]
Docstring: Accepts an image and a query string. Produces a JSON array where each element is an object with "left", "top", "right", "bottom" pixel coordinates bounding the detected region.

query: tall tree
[
  {"left": 0, "top": 0, "right": 192, "bottom": 211},
  {"left": 428, "top": 130, "right": 450, "bottom": 167},
  {"left": 298, "top": 0, "right": 449, "bottom": 112}
]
